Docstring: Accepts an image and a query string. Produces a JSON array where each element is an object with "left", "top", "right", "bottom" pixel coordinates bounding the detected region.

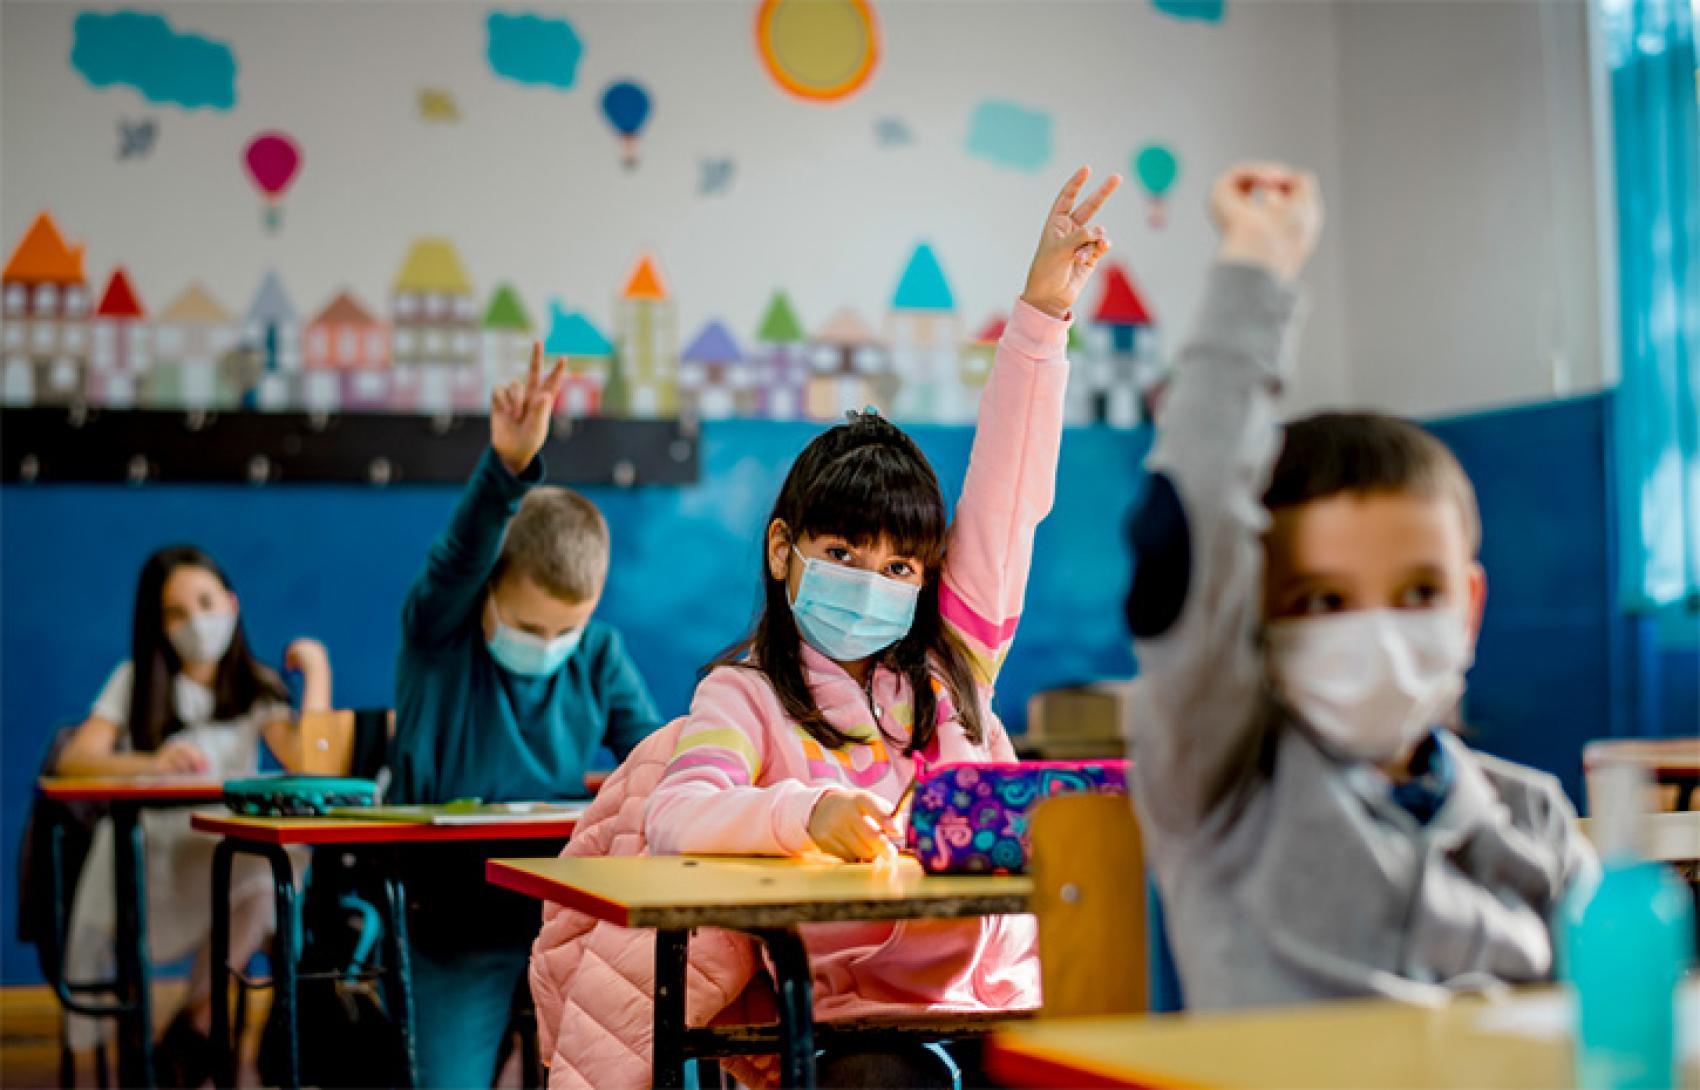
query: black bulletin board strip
[{"left": 0, "top": 409, "right": 699, "bottom": 486}]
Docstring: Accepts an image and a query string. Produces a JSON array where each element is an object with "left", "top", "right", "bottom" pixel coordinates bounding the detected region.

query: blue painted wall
[
  {"left": 0, "top": 421, "right": 1145, "bottom": 984},
  {"left": 5, "top": 397, "right": 1696, "bottom": 985}
]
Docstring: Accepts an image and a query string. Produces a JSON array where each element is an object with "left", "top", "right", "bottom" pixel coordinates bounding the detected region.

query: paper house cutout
[
  {"left": 480, "top": 283, "right": 534, "bottom": 403},
  {"left": 891, "top": 243, "right": 954, "bottom": 311},
  {"left": 545, "top": 304, "right": 613, "bottom": 357},
  {"left": 483, "top": 283, "right": 532, "bottom": 331},
  {"left": 544, "top": 302, "right": 612, "bottom": 417},
  {"left": 621, "top": 254, "right": 668, "bottom": 301},
  {"left": 756, "top": 291, "right": 805, "bottom": 344},
  {"left": 95, "top": 267, "right": 144, "bottom": 319},
  {"left": 87, "top": 266, "right": 149, "bottom": 405},
  {"left": 3, "top": 211, "right": 91, "bottom": 406},
  {"left": 808, "top": 307, "right": 890, "bottom": 420},
  {"left": 679, "top": 318, "right": 753, "bottom": 419},
  {"left": 306, "top": 290, "right": 388, "bottom": 369}
]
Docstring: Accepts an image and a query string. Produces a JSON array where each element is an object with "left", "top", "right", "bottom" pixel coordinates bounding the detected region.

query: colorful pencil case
[
  {"left": 223, "top": 775, "right": 378, "bottom": 817},
  {"left": 906, "top": 760, "right": 1130, "bottom": 875}
]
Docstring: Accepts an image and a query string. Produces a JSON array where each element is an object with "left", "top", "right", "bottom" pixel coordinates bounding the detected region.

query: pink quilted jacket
[{"left": 529, "top": 719, "right": 779, "bottom": 1090}]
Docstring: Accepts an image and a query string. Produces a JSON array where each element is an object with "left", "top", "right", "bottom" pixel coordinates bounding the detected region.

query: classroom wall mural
[{"left": 3, "top": 0, "right": 1362, "bottom": 480}]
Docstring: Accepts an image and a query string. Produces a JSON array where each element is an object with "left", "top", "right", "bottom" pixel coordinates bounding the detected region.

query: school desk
[
  {"left": 191, "top": 812, "right": 578, "bottom": 1090},
  {"left": 1585, "top": 737, "right": 1700, "bottom": 810},
  {"left": 983, "top": 990, "right": 1700, "bottom": 1089},
  {"left": 1578, "top": 809, "right": 1700, "bottom": 865},
  {"left": 486, "top": 854, "right": 1034, "bottom": 1088},
  {"left": 36, "top": 776, "right": 226, "bottom": 1089}
]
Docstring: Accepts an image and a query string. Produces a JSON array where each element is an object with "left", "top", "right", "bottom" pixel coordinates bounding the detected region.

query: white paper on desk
[{"left": 1473, "top": 981, "right": 1700, "bottom": 1062}]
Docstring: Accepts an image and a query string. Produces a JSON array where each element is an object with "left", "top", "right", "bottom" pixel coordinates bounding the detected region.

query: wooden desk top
[
  {"left": 986, "top": 991, "right": 1700, "bottom": 1090},
  {"left": 1585, "top": 737, "right": 1700, "bottom": 778},
  {"left": 191, "top": 812, "right": 577, "bottom": 845},
  {"left": 486, "top": 855, "right": 1033, "bottom": 929},
  {"left": 1578, "top": 810, "right": 1700, "bottom": 864},
  {"left": 38, "top": 776, "right": 226, "bottom": 803}
]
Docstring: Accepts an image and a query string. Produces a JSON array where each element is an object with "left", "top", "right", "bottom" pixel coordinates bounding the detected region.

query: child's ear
[
  {"left": 1465, "top": 562, "right": 1488, "bottom": 646},
  {"left": 767, "top": 519, "right": 792, "bottom": 582}
]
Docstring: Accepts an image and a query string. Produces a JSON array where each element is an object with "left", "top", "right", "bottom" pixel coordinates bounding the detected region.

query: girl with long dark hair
[{"left": 57, "top": 544, "right": 332, "bottom": 1084}]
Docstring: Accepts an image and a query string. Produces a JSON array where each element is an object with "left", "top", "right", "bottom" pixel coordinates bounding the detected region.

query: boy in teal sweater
[{"left": 391, "top": 346, "right": 661, "bottom": 1087}]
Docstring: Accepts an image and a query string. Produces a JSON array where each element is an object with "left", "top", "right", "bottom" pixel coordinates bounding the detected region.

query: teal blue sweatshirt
[{"left": 390, "top": 448, "right": 660, "bottom": 804}]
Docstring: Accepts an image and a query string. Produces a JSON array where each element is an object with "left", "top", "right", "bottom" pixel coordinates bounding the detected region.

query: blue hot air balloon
[{"left": 601, "top": 80, "right": 651, "bottom": 169}]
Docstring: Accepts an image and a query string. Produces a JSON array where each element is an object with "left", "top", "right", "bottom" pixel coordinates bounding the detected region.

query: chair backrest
[
  {"left": 1028, "top": 792, "right": 1149, "bottom": 1018},
  {"left": 293, "top": 709, "right": 394, "bottom": 778}
]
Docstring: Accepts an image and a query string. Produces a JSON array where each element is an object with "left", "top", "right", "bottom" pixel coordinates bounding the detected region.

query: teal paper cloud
[
  {"left": 70, "top": 10, "right": 237, "bottom": 110},
  {"left": 965, "top": 100, "right": 1052, "bottom": 173},
  {"left": 1152, "top": 0, "right": 1225, "bottom": 23},
  {"left": 487, "top": 11, "right": 582, "bottom": 90}
]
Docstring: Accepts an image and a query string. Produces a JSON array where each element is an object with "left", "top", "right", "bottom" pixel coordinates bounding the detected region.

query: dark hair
[
  {"left": 126, "top": 545, "right": 288, "bottom": 752},
  {"left": 710, "top": 412, "right": 986, "bottom": 753},
  {"left": 1264, "top": 412, "right": 1481, "bottom": 552}
]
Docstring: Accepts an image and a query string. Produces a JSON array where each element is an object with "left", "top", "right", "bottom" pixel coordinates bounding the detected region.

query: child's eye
[
  {"left": 886, "top": 561, "right": 915, "bottom": 578},
  {"left": 1398, "top": 583, "right": 1446, "bottom": 608},
  {"left": 825, "top": 546, "right": 853, "bottom": 564},
  {"left": 1298, "top": 591, "right": 1347, "bottom": 616}
]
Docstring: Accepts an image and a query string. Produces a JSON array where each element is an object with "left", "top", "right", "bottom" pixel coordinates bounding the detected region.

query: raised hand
[
  {"left": 1210, "top": 162, "right": 1323, "bottom": 283},
  {"left": 492, "top": 342, "right": 567, "bottom": 477},
  {"left": 1022, "top": 166, "right": 1123, "bottom": 319}
]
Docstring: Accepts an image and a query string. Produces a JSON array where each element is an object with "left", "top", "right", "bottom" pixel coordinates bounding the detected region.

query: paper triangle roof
[
  {"left": 681, "top": 319, "right": 743, "bottom": 364},
  {"left": 394, "top": 237, "right": 473, "bottom": 295},
  {"left": 971, "top": 313, "right": 1007, "bottom": 344},
  {"left": 756, "top": 292, "right": 805, "bottom": 344},
  {"left": 3, "top": 211, "right": 86, "bottom": 284},
  {"left": 891, "top": 243, "right": 954, "bottom": 311},
  {"left": 1092, "top": 263, "right": 1153, "bottom": 326},
  {"left": 544, "top": 302, "right": 613, "bottom": 357},
  {"left": 159, "top": 282, "right": 231, "bottom": 324},
  {"left": 312, "top": 290, "right": 379, "bottom": 327},
  {"left": 95, "top": 267, "right": 145, "bottom": 319},
  {"left": 246, "top": 270, "right": 295, "bottom": 325},
  {"left": 483, "top": 283, "right": 532, "bottom": 331},
  {"left": 813, "top": 308, "right": 881, "bottom": 347},
  {"left": 620, "top": 254, "right": 668, "bottom": 301}
]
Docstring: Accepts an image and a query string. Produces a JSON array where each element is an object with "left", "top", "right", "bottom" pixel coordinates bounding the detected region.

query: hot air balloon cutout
[
  {"left": 1134, "top": 143, "right": 1180, "bottom": 228},
  {"left": 601, "top": 81, "right": 651, "bottom": 170},
  {"left": 243, "top": 131, "right": 302, "bottom": 232}
]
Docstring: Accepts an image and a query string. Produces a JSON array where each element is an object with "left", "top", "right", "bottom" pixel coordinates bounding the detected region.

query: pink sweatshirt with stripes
[{"left": 643, "top": 297, "right": 1069, "bottom": 1018}]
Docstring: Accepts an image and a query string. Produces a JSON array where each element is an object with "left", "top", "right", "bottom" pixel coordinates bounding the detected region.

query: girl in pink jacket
[{"left": 643, "top": 167, "right": 1122, "bottom": 1085}]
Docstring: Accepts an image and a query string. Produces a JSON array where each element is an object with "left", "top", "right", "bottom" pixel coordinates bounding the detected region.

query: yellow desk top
[
  {"left": 487, "top": 854, "right": 1032, "bottom": 929},
  {"left": 987, "top": 991, "right": 1700, "bottom": 1089}
]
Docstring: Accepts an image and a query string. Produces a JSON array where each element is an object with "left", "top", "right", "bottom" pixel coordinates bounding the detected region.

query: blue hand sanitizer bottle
[{"left": 1560, "top": 763, "right": 1695, "bottom": 1090}]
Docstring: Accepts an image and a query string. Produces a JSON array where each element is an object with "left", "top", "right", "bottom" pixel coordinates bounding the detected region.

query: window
[
  {"left": 51, "top": 358, "right": 77, "bottom": 391},
  {"left": 395, "top": 294, "right": 418, "bottom": 319},
  {"left": 34, "top": 284, "right": 58, "bottom": 313},
  {"left": 424, "top": 331, "right": 446, "bottom": 357},
  {"left": 32, "top": 323, "right": 55, "bottom": 351},
  {"left": 424, "top": 294, "right": 444, "bottom": 319},
  {"left": 64, "top": 286, "right": 86, "bottom": 316},
  {"left": 4, "top": 285, "right": 25, "bottom": 316},
  {"left": 454, "top": 331, "right": 474, "bottom": 355},
  {"left": 365, "top": 331, "right": 384, "bottom": 359},
  {"left": 310, "top": 329, "right": 329, "bottom": 360},
  {"left": 394, "top": 329, "right": 416, "bottom": 355},
  {"left": 63, "top": 326, "right": 85, "bottom": 351},
  {"left": 339, "top": 330, "right": 359, "bottom": 359},
  {"left": 3, "top": 324, "right": 22, "bottom": 349}
]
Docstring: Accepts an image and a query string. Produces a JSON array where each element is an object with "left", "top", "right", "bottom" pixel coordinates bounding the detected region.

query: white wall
[
  {"left": 1332, "top": 0, "right": 1607, "bottom": 416},
  {"left": 0, "top": 1, "right": 1354, "bottom": 410}
]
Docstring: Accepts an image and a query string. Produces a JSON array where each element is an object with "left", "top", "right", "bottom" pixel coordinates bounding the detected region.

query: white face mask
[
  {"left": 167, "top": 609, "right": 237, "bottom": 665},
  {"left": 1265, "top": 608, "right": 1473, "bottom": 763}
]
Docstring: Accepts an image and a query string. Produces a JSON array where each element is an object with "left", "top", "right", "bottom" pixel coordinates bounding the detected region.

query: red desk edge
[
  {"left": 191, "top": 812, "right": 577, "bottom": 845},
  {"left": 39, "top": 779, "right": 225, "bottom": 803},
  {"left": 484, "top": 859, "right": 633, "bottom": 927},
  {"left": 982, "top": 1037, "right": 1160, "bottom": 1090}
]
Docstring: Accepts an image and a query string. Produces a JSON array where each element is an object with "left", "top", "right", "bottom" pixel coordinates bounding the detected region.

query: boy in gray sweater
[{"left": 1127, "top": 162, "right": 1598, "bottom": 1009}]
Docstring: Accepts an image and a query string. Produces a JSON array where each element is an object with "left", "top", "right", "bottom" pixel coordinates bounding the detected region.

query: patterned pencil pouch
[{"left": 906, "top": 760, "right": 1130, "bottom": 875}]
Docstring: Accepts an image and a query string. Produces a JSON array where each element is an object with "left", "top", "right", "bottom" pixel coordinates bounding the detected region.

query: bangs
[{"left": 796, "top": 441, "right": 947, "bottom": 568}]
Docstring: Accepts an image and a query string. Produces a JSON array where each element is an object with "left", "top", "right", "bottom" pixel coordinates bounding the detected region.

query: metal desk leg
[
  {"left": 262, "top": 842, "right": 302, "bottom": 1090},
  {"left": 653, "top": 929, "right": 690, "bottom": 1089},
  {"left": 381, "top": 857, "right": 419, "bottom": 1088},
  {"left": 209, "top": 839, "right": 236, "bottom": 1088},
  {"left": 111, "top": 801, "right": 154, "bottom": 1089},
  {"left": 754, "top": 928, "right": 817, "bottom": 1089}
]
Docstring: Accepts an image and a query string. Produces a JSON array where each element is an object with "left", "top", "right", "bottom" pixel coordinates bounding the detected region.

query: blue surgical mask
[
  {"left": 788, "top": 546, "right": 921, "bottom": 662},
  {"left": 485, "top": 603, "right": 583, "bottom": 677}
]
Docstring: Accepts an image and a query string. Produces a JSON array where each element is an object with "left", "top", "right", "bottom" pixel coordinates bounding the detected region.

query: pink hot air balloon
[{"left": 243, "top": 131, "right": 302, "bottom": 232}]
